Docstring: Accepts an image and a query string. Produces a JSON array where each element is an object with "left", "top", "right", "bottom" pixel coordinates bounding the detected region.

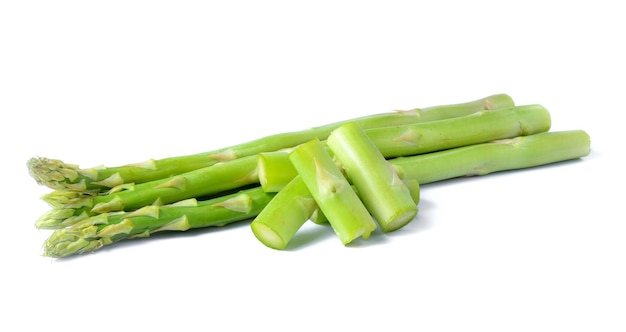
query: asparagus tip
[
  {"left": 27, "top": 157, "right": 84, "bottom": 191},
  {"left": 35, "top": 208, "right": 76, "bottom": 229},
  {"left": 43, "top": 229, "right": 109, "bottom": 258}
]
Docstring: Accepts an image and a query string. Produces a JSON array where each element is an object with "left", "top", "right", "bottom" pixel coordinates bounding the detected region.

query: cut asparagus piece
[
  {"left": 287, "top": 178, "right": 421, "bottom": 229},
  {"left": 251, "top": 176, "right": 316, "bottom": 250},
  {"left": 258, "top": 151, "right": 298, "bottom": 193},
  {"left": 28, "top": 94, "right": 514, "bottom": 192},
  {"left": 289, "top": 139, "right": 377, "bottom": 245},
  {"left": 44, "top": 187, "right": 275, "bottom": 258},
  {"left": 390, "top": 130, "right": 591, "bottom": 184},
  {"left": 250, "top": 175, "right": 420, "bottom": 249},
  {"left": 327, "top": 122, "right": 418, "bottom": 232}
]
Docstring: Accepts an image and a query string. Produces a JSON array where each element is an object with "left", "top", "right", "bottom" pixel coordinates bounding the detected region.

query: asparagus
[
  {"left": 44, "top": 187, "right": 275, "bottom": 258},
  {"left": 251, "top": 176, "right": 315, "bottom": 250},
  {"left": 255, "top": 105, "right": 551, "bottom": 192},
  {"left": 289, "top": 139, "right": 378, "bottom": 245},
  {"left": 252, "top": 175, "right": 422, "bottom": 249},
  {"left": 327, "top": 122, "right": 418, "bottom": 232},
  {"left": 36, "top": 156, "right": 261, "bottom": 229},
  {"left": 258, "top": 151, "right": 298, "bottom": 193},
  {"left": 35, "top": 104, "right": 550, "bottom": 229},
  {"left": 365, "top": 104, "right": 551, "bottom": 158},
  {"left": 28, "top": 94, "right": 514, "bottom": 192},
  {"left": 44, "top": 130, "right": 591, "bottom": 257},
  {"left": 389, "top": 130, "right": 591, "bottom": 184}
]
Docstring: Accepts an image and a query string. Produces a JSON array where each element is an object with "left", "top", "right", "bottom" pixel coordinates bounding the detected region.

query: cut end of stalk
[
  {"left": 379, "top": 208, "right": 418, "bottom": 233},
  {"left": 251, "top": 222, "right": 286, "bottom": 250},
  {"left": 340, "top": 226, "right": 374, "bottom": 245},
  {"left": 516, "top": 104, "right": 552, "bottom": 135}
]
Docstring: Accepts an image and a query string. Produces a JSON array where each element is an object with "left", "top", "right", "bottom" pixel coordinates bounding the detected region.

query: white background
[{"left": 1, "top": 1, "right": 624, "bottom": 331}]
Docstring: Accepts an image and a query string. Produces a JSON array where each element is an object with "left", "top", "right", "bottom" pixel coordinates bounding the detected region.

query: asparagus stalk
[
  {"left": 36, "top": 156, "right": 260, "bottom": 229},
  {"left": 255, "top": 105, "right": 551, "bottom": 192},
  {"left": 36, "top": 104, "right": 550, "bottom": 229},
  {"left": 366, "top": 104, "right": 551, "bottom": 158},
  {"left": 43, "top": 130, "right": 591, "bottom": 257},
  {"left": 44, "top": 187, "right": 275, "bottom": 258},
  {"left": 389, "top": 130, "right": 591, "bottom": 184},
  {"left": 327, "top": 122, "right": 418, "bottom": 232},
  {"left": 251, "top": 176, "right": 315, "bottom": 250},
  {"left": 28, "top": 94, "right": 514, "bottom": 192},
  {"left": 289, "top": 139, "right": 378, "bottom": 245}
]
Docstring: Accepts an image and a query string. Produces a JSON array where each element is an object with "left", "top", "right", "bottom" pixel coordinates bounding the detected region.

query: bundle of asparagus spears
[{"left": 28, "top": 94, "right": 591, "bottom": 257}]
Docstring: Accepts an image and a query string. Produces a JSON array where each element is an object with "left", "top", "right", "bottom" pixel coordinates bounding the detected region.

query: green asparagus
[
  {"left": 30, "top": 92, "right": 593, "bottom": 258},
  {"left": 44, "top": 130, "right": 590, "bottom": 257},
  {"left": 36, "top": 156, "right": 260, "bottom": 229},
  {"left": 44, "top": 187, "right": 275, "bottom": 258},
  {"left": 36, "top": 104, "right": 550, "bottom": 229},
  {"left": 250, "top": 176, "right": 315, "bottom": 250},
  {"left": 289, "top": 139, "right": 378, "bottom": 245},
  {"left": 252, "top": 176, "right": 422, "bottom": 249},
  {"left": 365, "top": 104, "right": 550, "bottom": 158},
  {"left": 327, "top": 122, "right": 418, "bottom": 232},
  {"left": 28, "top": 94, "right": 514, "bottom": 193},
  {"left": 390, "top": 130, "right": 591, "bottom": 184}
]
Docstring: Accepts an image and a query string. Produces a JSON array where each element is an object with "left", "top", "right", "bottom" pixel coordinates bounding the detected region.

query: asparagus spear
[
  {"left": 35, "top": 105, "right": 550, "bottom": 229},
  {"left": 256, "top": 105, "right": 551, "bottom": 191},
  {"left": 44, "top": 130, "right": 591, "bottom": 257},
  {"left": 327, "top": 122, "right": 418, "bottom": 232},
  {"left": 365, "top": 104, "right": 550, "bottom": 158},
  {"left": 36, "top": 156, "right": 260, "bottom": 229},
  {"left": 44, "top": 187, "right": 275, "bottom": 258},
  {"left": 289, "top": 139, "right": 378, "bottom": 245},
  {"left": 389, "top": 130, "right": 591, "bottom": 184},
  {"left": 28, "top": 94, "right": 514, "bottom": 192}
]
